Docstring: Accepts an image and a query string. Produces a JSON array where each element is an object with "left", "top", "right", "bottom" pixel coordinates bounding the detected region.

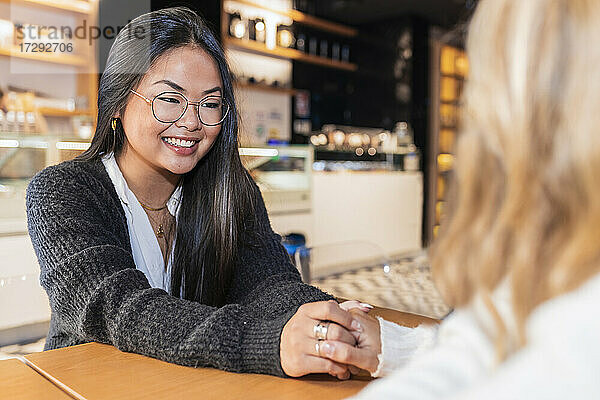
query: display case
[
  {"left": 241, "top": 144, "right": 423, "bottom": 257},
  {"left": 0, "top": 0, "right": 98, "bottom": 235},
  {"left": 308, "top": 124, "right": 421, "bottom": 172},
  {"left": 241, "top": 145, "right": 312, "bottom": 214},
  {"left": 0, "top": 133, "right": 90, "bottom": 232}
]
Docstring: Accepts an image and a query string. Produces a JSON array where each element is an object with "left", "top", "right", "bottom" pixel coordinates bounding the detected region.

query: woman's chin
[
  {"left": 155, "top": 157, "right": 198, "bottom": 176},
  {"left": 165, "top": 163, "right": 196, "bottom": 176}
]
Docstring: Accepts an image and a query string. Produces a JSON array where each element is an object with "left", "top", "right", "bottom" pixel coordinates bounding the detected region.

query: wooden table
[
  {"left": 21, "top": 307, "right": 437, "bottom": 400},
  {"left": 0, "top": 358, "right": 71, "bottom": 399},
  {"left": 25, "top": 343, "right": 371, "bottom": 400}
]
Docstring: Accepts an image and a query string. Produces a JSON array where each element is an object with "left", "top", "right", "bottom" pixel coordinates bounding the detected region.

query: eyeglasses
[{"left": 130, "top": 89, "right": 229, "bottom": 126}]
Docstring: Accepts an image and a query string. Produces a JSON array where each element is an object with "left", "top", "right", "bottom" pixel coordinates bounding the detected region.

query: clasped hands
[{"left": 280, "top": 300, "right": 382, "bottom": 379}]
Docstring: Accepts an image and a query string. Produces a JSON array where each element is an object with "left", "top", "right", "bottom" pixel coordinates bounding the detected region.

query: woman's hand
[
  {"left": 317, "top": 308, "right": 382, "bottom": 374},
  {"left": 280, "top": 300, "right": 360, "bottom": 379}
]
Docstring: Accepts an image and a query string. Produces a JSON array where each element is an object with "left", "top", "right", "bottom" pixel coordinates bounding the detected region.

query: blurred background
[{"left": 0, "top": 0, "right": 472, "bottom": 356}]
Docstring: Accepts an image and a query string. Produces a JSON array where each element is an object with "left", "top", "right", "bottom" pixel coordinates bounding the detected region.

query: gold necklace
[
  {"left": 139, "top": 200, "right": 168, "bottom": 212},
  {"left": 139, "top": 200, "right": 168, "bottom": 238}
]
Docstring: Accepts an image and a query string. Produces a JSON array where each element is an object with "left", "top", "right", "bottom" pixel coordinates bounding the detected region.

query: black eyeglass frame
[{"left": 129, "top": 89, "right": 230, "bottom": 126}]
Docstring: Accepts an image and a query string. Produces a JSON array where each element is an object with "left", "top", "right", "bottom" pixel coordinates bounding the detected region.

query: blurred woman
[{"left": 316, "top": 0, "right": 600, "bottom": 397}]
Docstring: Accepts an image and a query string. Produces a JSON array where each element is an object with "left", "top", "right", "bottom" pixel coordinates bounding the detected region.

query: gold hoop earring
[{"left": 111, "top": 118, "right": 117, "bottom": 132}]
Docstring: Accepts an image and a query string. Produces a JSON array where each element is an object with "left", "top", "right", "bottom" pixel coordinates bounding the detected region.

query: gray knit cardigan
[{"left": 25, "top": 158, "right": 332, "bottom": 377}]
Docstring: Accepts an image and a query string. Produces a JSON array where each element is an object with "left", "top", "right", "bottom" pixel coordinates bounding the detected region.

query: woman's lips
[{"left": 161, "top": 137, "right": 200, "bottom": 155}]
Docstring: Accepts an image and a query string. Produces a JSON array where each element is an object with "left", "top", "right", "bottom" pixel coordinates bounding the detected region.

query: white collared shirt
[{"left": 101, "top": 152, "right": 182, "bottom": 292}]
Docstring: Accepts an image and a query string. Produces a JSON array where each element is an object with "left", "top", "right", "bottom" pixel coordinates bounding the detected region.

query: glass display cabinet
[
  {"left": 0, "top": 133, "right": 91, "bottom": 235},
  {"left": 240, "top": 145, "right": 313, "bottom": 214}
]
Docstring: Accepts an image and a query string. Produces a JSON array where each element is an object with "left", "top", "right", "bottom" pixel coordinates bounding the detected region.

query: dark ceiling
[{"left": 316, "top": 0, "right": 477, "bottom": 27}]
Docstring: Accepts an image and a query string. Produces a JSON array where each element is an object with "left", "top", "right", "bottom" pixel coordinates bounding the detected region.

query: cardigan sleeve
[
  {"left": 225, "top": 179, "right": 334, "bottom": 318},
  {"left": 25, "top": 162, "right": 327, "bottom": 377}
]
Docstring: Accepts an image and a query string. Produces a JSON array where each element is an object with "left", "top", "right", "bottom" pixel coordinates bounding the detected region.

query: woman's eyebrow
[
  {"left": 152, "top": 79, "right": 186, "bottom": 92},
  {"left": 202, "top": 87, "right": 222, "bottom": 96},
  {"left": 152, "top": 80, "right": 222, "bottom": 96}
]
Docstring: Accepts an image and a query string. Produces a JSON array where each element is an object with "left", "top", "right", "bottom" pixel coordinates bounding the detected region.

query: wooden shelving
[
  {"left": 427, "top": 43, "right": 468, "bottom": 240},
  {"left": 288, "top": 9, "right": 357, "bottom": 37},
  {"left": 0, "top": 46, "right": 87, "bottom": 67},
  {"left": 234, "top": 82, "right": 297, "bottom": 95},
  {"left": 225, "top": 37, "right": 294, "bottom": 59},
  {"left": 225, "top": 38, "right": 357, "bottom": 72},
  {"left": 0, "top": 0, "right": 92, "bottom": 14},
  {"left": 228, "top": 0, "right": 357, "bottom": 37},
  {"left": 297, "top": 51, "right": 357, "bottom": 71}
]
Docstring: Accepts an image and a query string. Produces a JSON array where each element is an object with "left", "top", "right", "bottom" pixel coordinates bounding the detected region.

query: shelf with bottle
[
  {"left": 226, "top": 0, "right": 357, "bottom": 37},
  {"left": 224, "top": 37, "right": 357, "bottom": 71},
  {"left": 292, "top": 24, "right": 355, "bottom": 68},
  {"left": 0, "top": 89, "right": 95, "bottom": 136},
  {"left": 427, "top": 41, "right": 469, "bottom": 242},
  {"left": 437, "top": 44, "right": 466, "bottom": 175},
  {"left": 223, "top": 1, "right": 357, "bottom": 72}
]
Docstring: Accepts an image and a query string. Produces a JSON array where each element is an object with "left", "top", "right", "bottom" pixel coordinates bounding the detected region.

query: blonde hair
[{"left": 431, "top": 0, "right": 600, "bottom": 358}]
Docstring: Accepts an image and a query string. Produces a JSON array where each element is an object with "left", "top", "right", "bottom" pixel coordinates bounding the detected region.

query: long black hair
[{"left": 77, "top": 6, "right": 255, "bottom": 306}]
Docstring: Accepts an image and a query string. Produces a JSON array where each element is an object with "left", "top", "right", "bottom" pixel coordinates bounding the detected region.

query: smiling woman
[{"left": 24, "top": 6, "right": 367, "bottom": 379}]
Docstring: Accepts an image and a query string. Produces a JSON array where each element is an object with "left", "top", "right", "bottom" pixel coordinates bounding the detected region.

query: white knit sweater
[{"left": 352, "top": 272, "right": 600, "bottom": 399}]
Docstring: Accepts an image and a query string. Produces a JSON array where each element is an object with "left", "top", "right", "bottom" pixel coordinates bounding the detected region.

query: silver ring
[
  {"left": 315, "top": 341, "right": 320, "bottom": 355},
  {"left": 313, "top": 321, "right": 329, "bottom": 340}
]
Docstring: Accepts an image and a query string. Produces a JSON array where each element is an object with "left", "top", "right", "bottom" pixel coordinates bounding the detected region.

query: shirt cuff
[{"left": 370, "top": 316, "right": 438, "bottom": 378}]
